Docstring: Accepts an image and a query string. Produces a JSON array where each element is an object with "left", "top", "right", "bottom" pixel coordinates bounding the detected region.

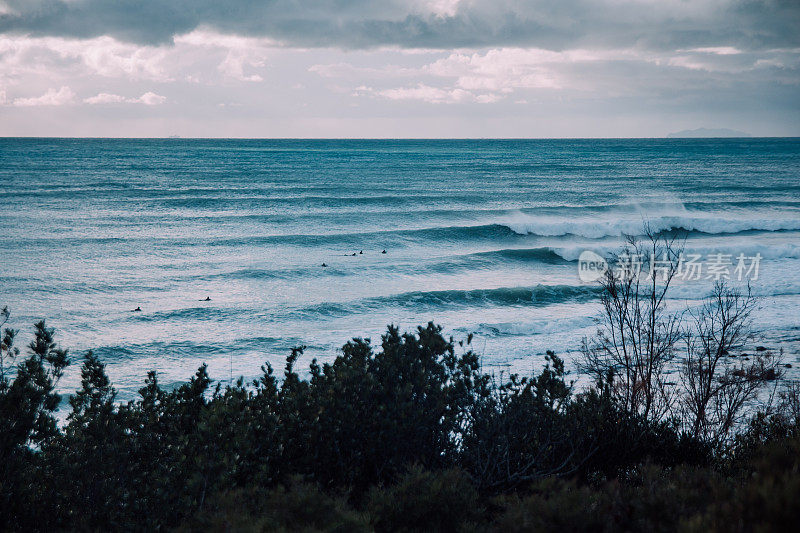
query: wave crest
[{"left": 500, "top": 212, "right": 800, "bottom": 239}]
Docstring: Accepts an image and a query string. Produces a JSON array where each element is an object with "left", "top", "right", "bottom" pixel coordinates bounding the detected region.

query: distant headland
[{"left": 666, "top": 127, "right": 752, "bottom": 138}]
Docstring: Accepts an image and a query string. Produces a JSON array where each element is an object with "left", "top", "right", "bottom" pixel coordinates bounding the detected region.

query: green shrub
[
  {"left": 695, "top": 434, "right": 800, "bottom": 532},
  {"left": 368, "top": 467, "right": 482, "bottom": 532},
  {"left": 179, "top": 481, "right": 369, "bottom": 532}
]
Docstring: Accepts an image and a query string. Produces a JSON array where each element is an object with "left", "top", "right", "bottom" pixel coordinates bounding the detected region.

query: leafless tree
[
  {"left": 679, "top": 282, "right": 783, "bottom": 446},
  {"left": 775, "top": 380, "right": 800, "bottom": 427},
  {"left": 582, "top": 225, "right": 785, "bottom": 446},
  {"left": 580, "top": 227, "right": 683, "bottom": 424}
]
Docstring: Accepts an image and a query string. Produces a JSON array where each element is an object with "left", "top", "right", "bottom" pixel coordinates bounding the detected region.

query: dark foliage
[
  {"left": 367, "top": 467, "right": 482, "bottom": 532},
  {"left": 0, "top": 320, "right": 796, "bottom": 531}
]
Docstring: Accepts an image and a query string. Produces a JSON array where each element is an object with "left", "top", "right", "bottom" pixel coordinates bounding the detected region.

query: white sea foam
[{"left": 499, "top": 209, "right": 800, "bottom": 239}]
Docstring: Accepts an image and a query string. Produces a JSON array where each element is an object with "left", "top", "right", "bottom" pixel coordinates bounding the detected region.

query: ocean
[{"left": 1, "top": 138, "right": 799, "bottom": 400}]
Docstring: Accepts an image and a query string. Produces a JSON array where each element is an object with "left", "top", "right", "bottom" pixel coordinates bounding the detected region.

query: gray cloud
[{"left": 1, "top": 0, "right": 799, "bottom": 52}]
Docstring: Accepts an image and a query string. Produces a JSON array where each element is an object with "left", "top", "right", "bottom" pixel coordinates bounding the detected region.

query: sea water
[{"left": 1, "top": 138, "right": 798, "bottom": 400}]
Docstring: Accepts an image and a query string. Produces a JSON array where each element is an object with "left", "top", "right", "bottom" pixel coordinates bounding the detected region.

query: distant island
[{"left": 667, "top": 127, "right": 752, "bottom": 138}]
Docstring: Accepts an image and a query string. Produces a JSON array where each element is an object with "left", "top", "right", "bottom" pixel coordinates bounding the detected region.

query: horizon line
[{"left": 1, "top": 136, "right": 797, "bottom": 140}]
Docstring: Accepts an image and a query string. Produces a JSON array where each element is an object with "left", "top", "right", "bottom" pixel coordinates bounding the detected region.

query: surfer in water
[
  {"left": 201, "top": 297, "right": 211, "bottom": 301},
  {"left": 133, "top": 306, "right": 141, "bottom": 312}
]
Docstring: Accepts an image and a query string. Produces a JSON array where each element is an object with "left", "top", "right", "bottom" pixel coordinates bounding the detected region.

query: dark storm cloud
[{"left": 1, "top": 0, "right": 798, "bottom": 51}]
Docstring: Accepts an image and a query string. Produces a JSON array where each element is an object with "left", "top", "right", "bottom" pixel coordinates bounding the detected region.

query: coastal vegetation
[{"left": 0, "top": 315, "right": 798, "bottom": 530}]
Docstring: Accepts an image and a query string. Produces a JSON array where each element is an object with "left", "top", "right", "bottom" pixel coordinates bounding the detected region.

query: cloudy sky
[{"left": 0, "top": 0, "right": 798, "bottom": 137}]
